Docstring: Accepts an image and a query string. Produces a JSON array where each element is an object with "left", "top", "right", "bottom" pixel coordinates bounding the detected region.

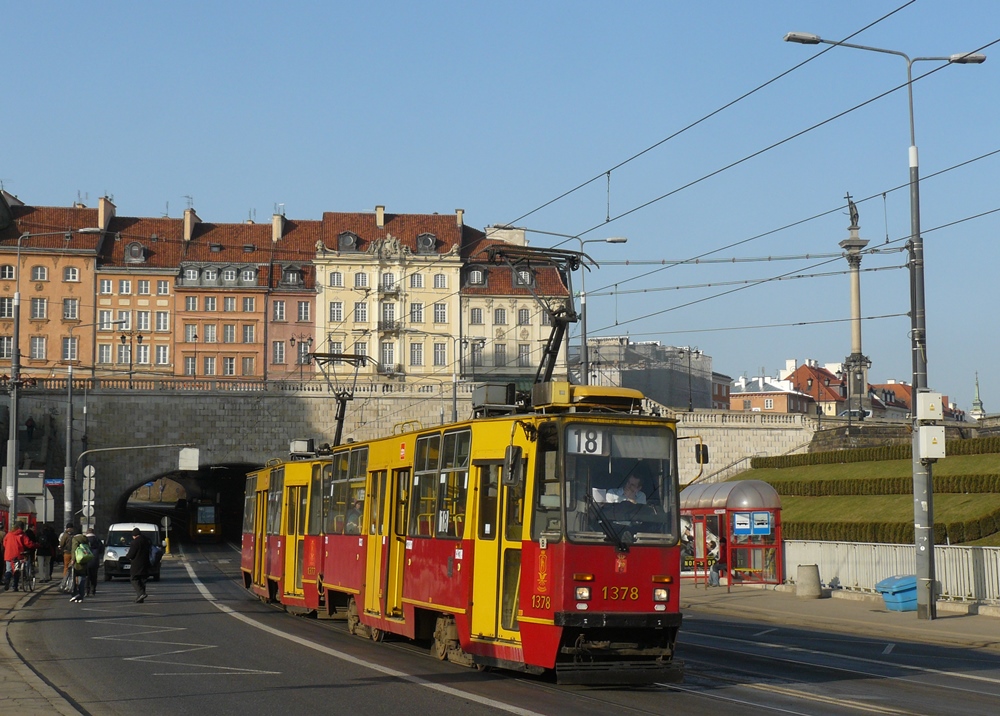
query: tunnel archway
[{"left": 111, "top": 463, "right": 258, "bottom": 543}]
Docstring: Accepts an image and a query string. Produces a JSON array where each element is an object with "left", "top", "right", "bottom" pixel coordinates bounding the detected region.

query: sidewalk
[
  {"left": 681, "top": 580, "right": 1000, "bottom": 653},
  {"left": 0, "top": 580, "right": 80, "bottom": 715}
]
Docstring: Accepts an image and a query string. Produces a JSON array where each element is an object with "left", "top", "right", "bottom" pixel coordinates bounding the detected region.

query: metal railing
[{"left": 785, "top": 540, "right": 1000, "bottom": 604}]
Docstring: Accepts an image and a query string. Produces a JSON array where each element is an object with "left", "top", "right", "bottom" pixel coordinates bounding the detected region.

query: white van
[{"left": 102, "top": 522, "right": 163, "bottom": 581}]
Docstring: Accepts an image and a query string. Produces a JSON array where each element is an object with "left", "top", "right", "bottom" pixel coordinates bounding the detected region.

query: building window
[
  {"left": 99, "top": 310, "right": 113, "bottom": 330},
  {"left": 410, "top": 273, "right": 423, "bottom": 289},
  {"left": 63, "top": 298, "right": 79, "bottom": 320},
  {"left": 204, "top": 296, "right": 217, "bottom": 311},
  {"left": 100, "top": 279, "right": 112, "bottom": 294},
  {"left": 494, "top": 343, "right": 507, "bottom": 367},
  {"left": 354, "top": 272, "right": 368, "bottom": 289},
  {"left": 184, "top": 268, "right": 199, "bottom": 280},
  {"left": 381, "top": 272, "right": 396, "bottom": 289},
  {"left": 518, "top": 308, "right": 531, "bottom": 326},
  {"left": 433, "top": 303, "right": 446, "bottom": 323},
  {"left": 62, "top": 337, "right": 78, "bottom": 361},
  {"left": 137, "top": 311, "right": 150, "bottom": 331},
  {"left": 515, "top": 269, "right": 533, "bottom": 287},
  {"left": 410, "top": 342, "right": 423, "bottom": 366},
  {"left": 329, "top": 271, "right": 343, "bottom": 288},
  {"left": 742, "top": 399, "right": 752, "bottom": 410},
  {"left": 156, "top": 311, "right": 169, "bottom": 331},
  {"left": 272, "top": 300, "right": 285, "bottom": 321},
  {"left": 98, "top": 344, "right": 112, "bottom": 364},
  {"left": 202, "top": 269, "right": 217, "bottom": 282},
  {"left": 470, "top": 342, "right": 483, "bottom": 367},
  {"left": 241, "top": 269, "right": 255, "bottom": 282},
  {"left": 282, "top": 268, "right": 301, "bottom": 285},
  {"left": 380, "top": 341, "right": 395, "bottom": 368},
  {"left": 185, "top": 296, "right": 198, "bottom": 311},
  {"left": 434, "top": 343, "right": 446, "bottom": 366},
  {"left": 494, "top": 308, "right": 507, "bottom": 325},
  {"left": 354, "top": 302, "right": 368, "bottom": 323},
  {"left": 469, "top": 307, "right": 483, "bottom": 325},
  {"left": 157, "top": 280, "right": 170, "bottom": 295},
  {"left": 296, "top": 341, "right": 312, "bottom": 366},
  {"left": 272, "top": 341, "right": 285, "bottom": 364},
  {"left": 468, "top": 269, "right": 485, "bottom": 286},
  {"left": 764, "top": 398, "right": 774, "bottom": 410},
  {"left": 0, "top": 265, "right": 14, "bottom": 280},
  {"left": 116, "top": 343, "right": 130, "bottom": 365},
  {"left": 156, "top": 345, "right": 169, "bottom": 365},
  {"left": 327, "top": 339, "right": 343, "bottom": 356},
  {"left": 381, "top": 303, "right": 395, "bottom": 323},
  {"left": 243, "top": 297, "right": 255, "bottom": 312},
  {"left": 329, "top": 301, "right": 343, "bottom": 322},
  {"left": 223, "top": 269, "right": 237, "bottom": 282},
  {"left": 223, "top": 357, "right": 236, "bottom": 376},
  {"left": 297, "top": 301, "right": 310, "bottom": 322},
  {"left": 223, "top": 325, "right": 236, "bottom": 343},
  {"left": 119, "top": 279, "right": 131, "bottom": 295},
  {"left": 185, "top": 324, "right": 198, "bottom": 342},
  {"left": 184, "top": 356, "right": 196, "bottom": 376},
  {"left": 0, "top": 298, "right": 11, "bottom": 319},
  {"left": 31, "top": 266, "right": 47, "bottom": 281},
  {"left": 518, "top": 344, "right": 531, "bottom": 368},
  {"left": 203, "top": 356, "right": 216, "bottom": 376},
  {"left": 136, "top": 344, "right": 150, "bottom": 365},
  {"left": 204, "top": 325, "right": 217, "bottom": 343},
  {"left": 30, "top": 336, "right": 46, "bottom": 360},
  {"left": 137, "top": 279, "right": 150, "bottom": 295},
  {"left": 242, "top": 325, "right": 255, "bottom": 343},
  {"left": 0, "top": 336, "right": 11, "bottom": 359},
  {"left": 30, "top": 298, "right": 47, "bottom": 319},
  {"left": 353, "top": 341, "right": 368, "bottom": 357},
  {"left": 64, "top": 267, "right": 80, "bottom": 282},
  {"left": 224, "top": 296, "right": 236, "bottom": 312},
  {"left": 410, "top": 303, "right": 423, "bottom": 323},
  {"left": 241, "top": 356, "right": 254, "bottom": 376},
  {"left": 433, "top": 274, "right": 446, "bottom": 289},
  {"left": 117, "top": 310, "right": 131, "bottom": 331}
]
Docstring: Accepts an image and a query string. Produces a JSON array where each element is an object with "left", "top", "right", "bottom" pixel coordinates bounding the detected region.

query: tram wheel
[{"left": 371, "top": 628, "right": 384, "bottom": 643}]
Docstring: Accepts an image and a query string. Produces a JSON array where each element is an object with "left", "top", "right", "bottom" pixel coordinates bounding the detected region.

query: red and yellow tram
[{"left": 241, "top": 381, "right": 684, "bottom": 684}]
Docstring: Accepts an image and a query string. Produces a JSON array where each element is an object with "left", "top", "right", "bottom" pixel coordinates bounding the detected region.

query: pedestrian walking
[
  {"left": 68, "top": 531, "right": 92, "bottom": 603},
  {"left": 37, "top": 524, "right": 57, "bottom": 581},
  {"left": 58, "top": 524, "right": 75, "bottom": 592},
  {"left": 125, "top": 528, "right": 151, "bottom": 603},
  {"left": 3, "top": 521, "right": 36, "bottom": 591},
  {"left": 85, "top": 528, "right": 105, "bottom": 596}
]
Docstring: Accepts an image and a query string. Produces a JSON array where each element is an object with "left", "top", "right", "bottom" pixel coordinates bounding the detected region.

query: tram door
[
  {"left": 470, "top": 462, "right": 523, "bottom": 643},
  {"left": 283, "top": 484, "right": 307, "bottom": 597},
  {"left": 383, "top": 468, "right": 409, "bottom": 618},
  {"left": 252, "top": 476, "right": 269, "bottom": 587},
  {"left": 363, "top": 471, "right": 388, "bottom": 616}
]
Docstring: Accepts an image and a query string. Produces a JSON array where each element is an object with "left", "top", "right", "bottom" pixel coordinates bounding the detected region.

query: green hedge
[
  {"left": 784, "top": 505, "right": 1000, "bottom": 544},
  {"left": 768, "top": 474, "right": 1000, "bottom": 497},
  {"left": 752, "top": 436, "right": 1000, "bottom": 470}
]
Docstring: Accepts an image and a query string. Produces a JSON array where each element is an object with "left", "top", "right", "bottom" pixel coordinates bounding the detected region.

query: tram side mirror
[
  {"left": 695, "top": 444, "right": 710, "bottom": 464},
  {"left": 503, "top": 445, "right": 523, "bottom": 486}
]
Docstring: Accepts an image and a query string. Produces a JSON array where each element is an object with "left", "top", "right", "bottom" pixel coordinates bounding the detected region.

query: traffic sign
[
  {"left": 81, "top": 504, "right": 95, "bottom": 518},
  {"left": 161, "top": 516, "right": 171, "bottom": 530},
  {"left": 83, "top": 465, "right": 95, "bottom": 478},
  {"left": 83, "top": 489, "right": 95, "bottom": 502}
]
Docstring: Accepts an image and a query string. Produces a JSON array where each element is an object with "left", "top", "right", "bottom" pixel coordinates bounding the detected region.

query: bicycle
[{"left": 13, "top": 557, "right": 35, "bottom": 592}]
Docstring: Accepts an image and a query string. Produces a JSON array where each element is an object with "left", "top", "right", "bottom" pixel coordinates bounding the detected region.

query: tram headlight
[
  {"left": 575, "top": 587, "right": 591, "bottom": 601},
  {"left": 653, "top": 587, "right": 669, "bottom": 602}
]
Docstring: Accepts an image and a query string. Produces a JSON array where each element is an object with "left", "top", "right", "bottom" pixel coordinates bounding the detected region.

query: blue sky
[{"left": 4, "top": 1, "right": 997, "bottom": 412}]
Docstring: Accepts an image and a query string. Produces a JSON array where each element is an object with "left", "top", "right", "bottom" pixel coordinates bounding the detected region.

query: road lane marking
[
  {"left": 882, "top": 643, "right": 895, "bottom": 655},
  {"left": 183, "top": 561, "right": 544, "bottom": 716},
  {"left": 753, "top": 628, "right": 777, "bottom": 637}
]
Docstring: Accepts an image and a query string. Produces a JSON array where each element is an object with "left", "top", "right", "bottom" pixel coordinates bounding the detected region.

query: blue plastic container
[{"left": 875, "top": 575, "right": 917, "bottom": 612}]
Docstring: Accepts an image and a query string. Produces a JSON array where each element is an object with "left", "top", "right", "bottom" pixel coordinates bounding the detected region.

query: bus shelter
[{"left": 680, "top": 480, "right": 782, "bottom": 589}]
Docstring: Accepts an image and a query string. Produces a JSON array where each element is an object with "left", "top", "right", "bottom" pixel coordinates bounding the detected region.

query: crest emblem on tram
[{"left": 615, "top": 553, "right": 627, "bottom": 574}]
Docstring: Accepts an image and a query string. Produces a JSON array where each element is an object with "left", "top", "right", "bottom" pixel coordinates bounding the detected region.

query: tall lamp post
[
  {"left": 119, "top": 331, "right": 143, "bottom": 389},
  {"left": 575, "top": 237, "right": 628, "bottom": 385},
  {"left": 785, "top": 32, "right": 985, "bottom": 620},
  {"left": 678, "top": 347, "right": 700, "bottom": 412}
]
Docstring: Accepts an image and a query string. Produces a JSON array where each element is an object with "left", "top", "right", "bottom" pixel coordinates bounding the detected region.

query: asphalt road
[{"left": 10, "top": 543, "right": 1000, "bottom": 715}]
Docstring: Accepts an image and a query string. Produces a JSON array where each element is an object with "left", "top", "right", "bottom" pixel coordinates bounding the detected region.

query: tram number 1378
[{"left": 603, "top": 586, "right": 640, "bottom": 601}]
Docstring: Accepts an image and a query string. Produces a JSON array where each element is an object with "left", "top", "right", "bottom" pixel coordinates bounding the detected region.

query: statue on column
[{"left": 846, "top": 192, "right": 859, "bottom": 229}]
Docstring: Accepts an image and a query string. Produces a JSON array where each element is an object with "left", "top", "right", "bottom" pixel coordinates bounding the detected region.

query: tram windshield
[{"left": 561, "top": 423, "right": 678, "bottom": 547}]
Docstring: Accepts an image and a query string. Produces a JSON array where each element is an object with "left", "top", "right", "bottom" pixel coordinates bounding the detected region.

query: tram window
[
  {"left": 243, "top": 475, "right": 256, "bottom": 533},
  {"left": 436, "top": 469, "right": 468, "bottom": 539},
  {"left": 500, "top": 550, "right": 521, "bottom": 632},
  {"left": 408, "top": 473, "right": 438, "bottom": 537},
  {"left": 308, "top": 464, "right": 323, "bottom": 535},
  {"left": 266, "top": 468, "right": 284, "bottom": 535},
  {"left": 505, "top": 469, "right": 524, "bottom": 542},
  {"left": 368, "top": 472, "right": 386, "bottom": 535},
  {"left": 394, "top": 470, "right": 410, "bottom": 537},
  {"left": 478, "top": 464, "right": 500, "bottom": 541},
  {"left": 531, "top": 450, "right": 562, "bottom": 541},
  {"left": 346, "top": 480, "right": 365, "bottom": 534},
  {"left": 415, "top": 433, "right": 440, "bottom": 473},
  {"left": 324, "top": 454, "right": 350, "bottom": 534},
  {"left": 349, "top": 446, "right": 368, "bottom": 482}
]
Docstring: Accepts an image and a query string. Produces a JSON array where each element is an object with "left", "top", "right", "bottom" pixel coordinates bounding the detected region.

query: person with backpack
[
  {"left": 84, "top": 528, "right": 105, "bottom": 596},
  {"left": 58, "top": 524, "right": 75, "bottom": 592},
  {"left": 69, "top": 530, "right": 94, "bottom": 603}
]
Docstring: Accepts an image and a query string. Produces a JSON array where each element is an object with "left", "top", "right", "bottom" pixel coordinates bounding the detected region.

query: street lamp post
[
  {"left": 119, "top": 331, "right": 143, "bottom": 389},
  {"left": 678, "top": 347, "right": 700, "bottom": 412},
  {"left": 573, "top": 237, "right": 628, "bottom": 385},
  {"left": 289, "top": 334, "right": 314, "bottom": 383},
  {"left": 785, "top": 32, "right": 985, "bottom": 620}
]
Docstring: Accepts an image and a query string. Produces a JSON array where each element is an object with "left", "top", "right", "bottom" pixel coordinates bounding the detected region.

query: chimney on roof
[
  {"left": 98, "top": 196, "right": 116, "bottom": 231},
  {"left": 184, "top": 207, "right": 200, "bottom": 242},
  {"left": 375, "top": 205, "right": 385, "bottom": 229},
  {"left": 272, "top": 213, "right": 285, "bottom": 243},
  {"left": 456, "top": 209, "right": 464, "bottom": 227}
]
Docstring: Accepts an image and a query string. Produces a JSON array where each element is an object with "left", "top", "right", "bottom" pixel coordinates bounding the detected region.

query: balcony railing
[
  {"left": 377, "top": 319, "right": 401, "bottom": 333},
  {"left": 377, "top": 363, "right": 404, "bottom": 375}
]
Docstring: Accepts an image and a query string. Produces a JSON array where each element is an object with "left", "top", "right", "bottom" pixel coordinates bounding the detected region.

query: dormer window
[
  {"left": 338, "top": 232, "right": 359, "bottom": 252},
  {"left": 467, "top": 268, "right": 485, "bottom": 286},
  {"left": 223, "top": 269, "right": 237, "bottom": 281},
  {"left": 125, "top": 242, "right": 146, "bottom": 263},
  {"left": 241, "top": 268, "right": 255, "bottom": 282},
  {"left": 184, "top": 268, "right": 199, "bottom": 281},
  {"left": 204, "top": 269, "right": 218, "bottom": 281},
  {"left": 416, "top": 233, "right": 437, "bottom": 253},
  {"left": 282, "top": 267, "right": 302, "bottom": 285},
  {"left": 515, "top": 269, "right": 533, "bottom": 287}
]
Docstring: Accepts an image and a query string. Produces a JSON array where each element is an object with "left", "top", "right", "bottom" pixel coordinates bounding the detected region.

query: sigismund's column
[{"left": 839, "top": 194, "right": 871, "bottom": 419}]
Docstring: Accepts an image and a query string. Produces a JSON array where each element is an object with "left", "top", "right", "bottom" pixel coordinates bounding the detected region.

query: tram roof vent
[
  {"left": 532, "top": 382, "right": 647, "bottom": 413},
  {"left": 471, "top": 383, "right": 518, "bottom": 418}
]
